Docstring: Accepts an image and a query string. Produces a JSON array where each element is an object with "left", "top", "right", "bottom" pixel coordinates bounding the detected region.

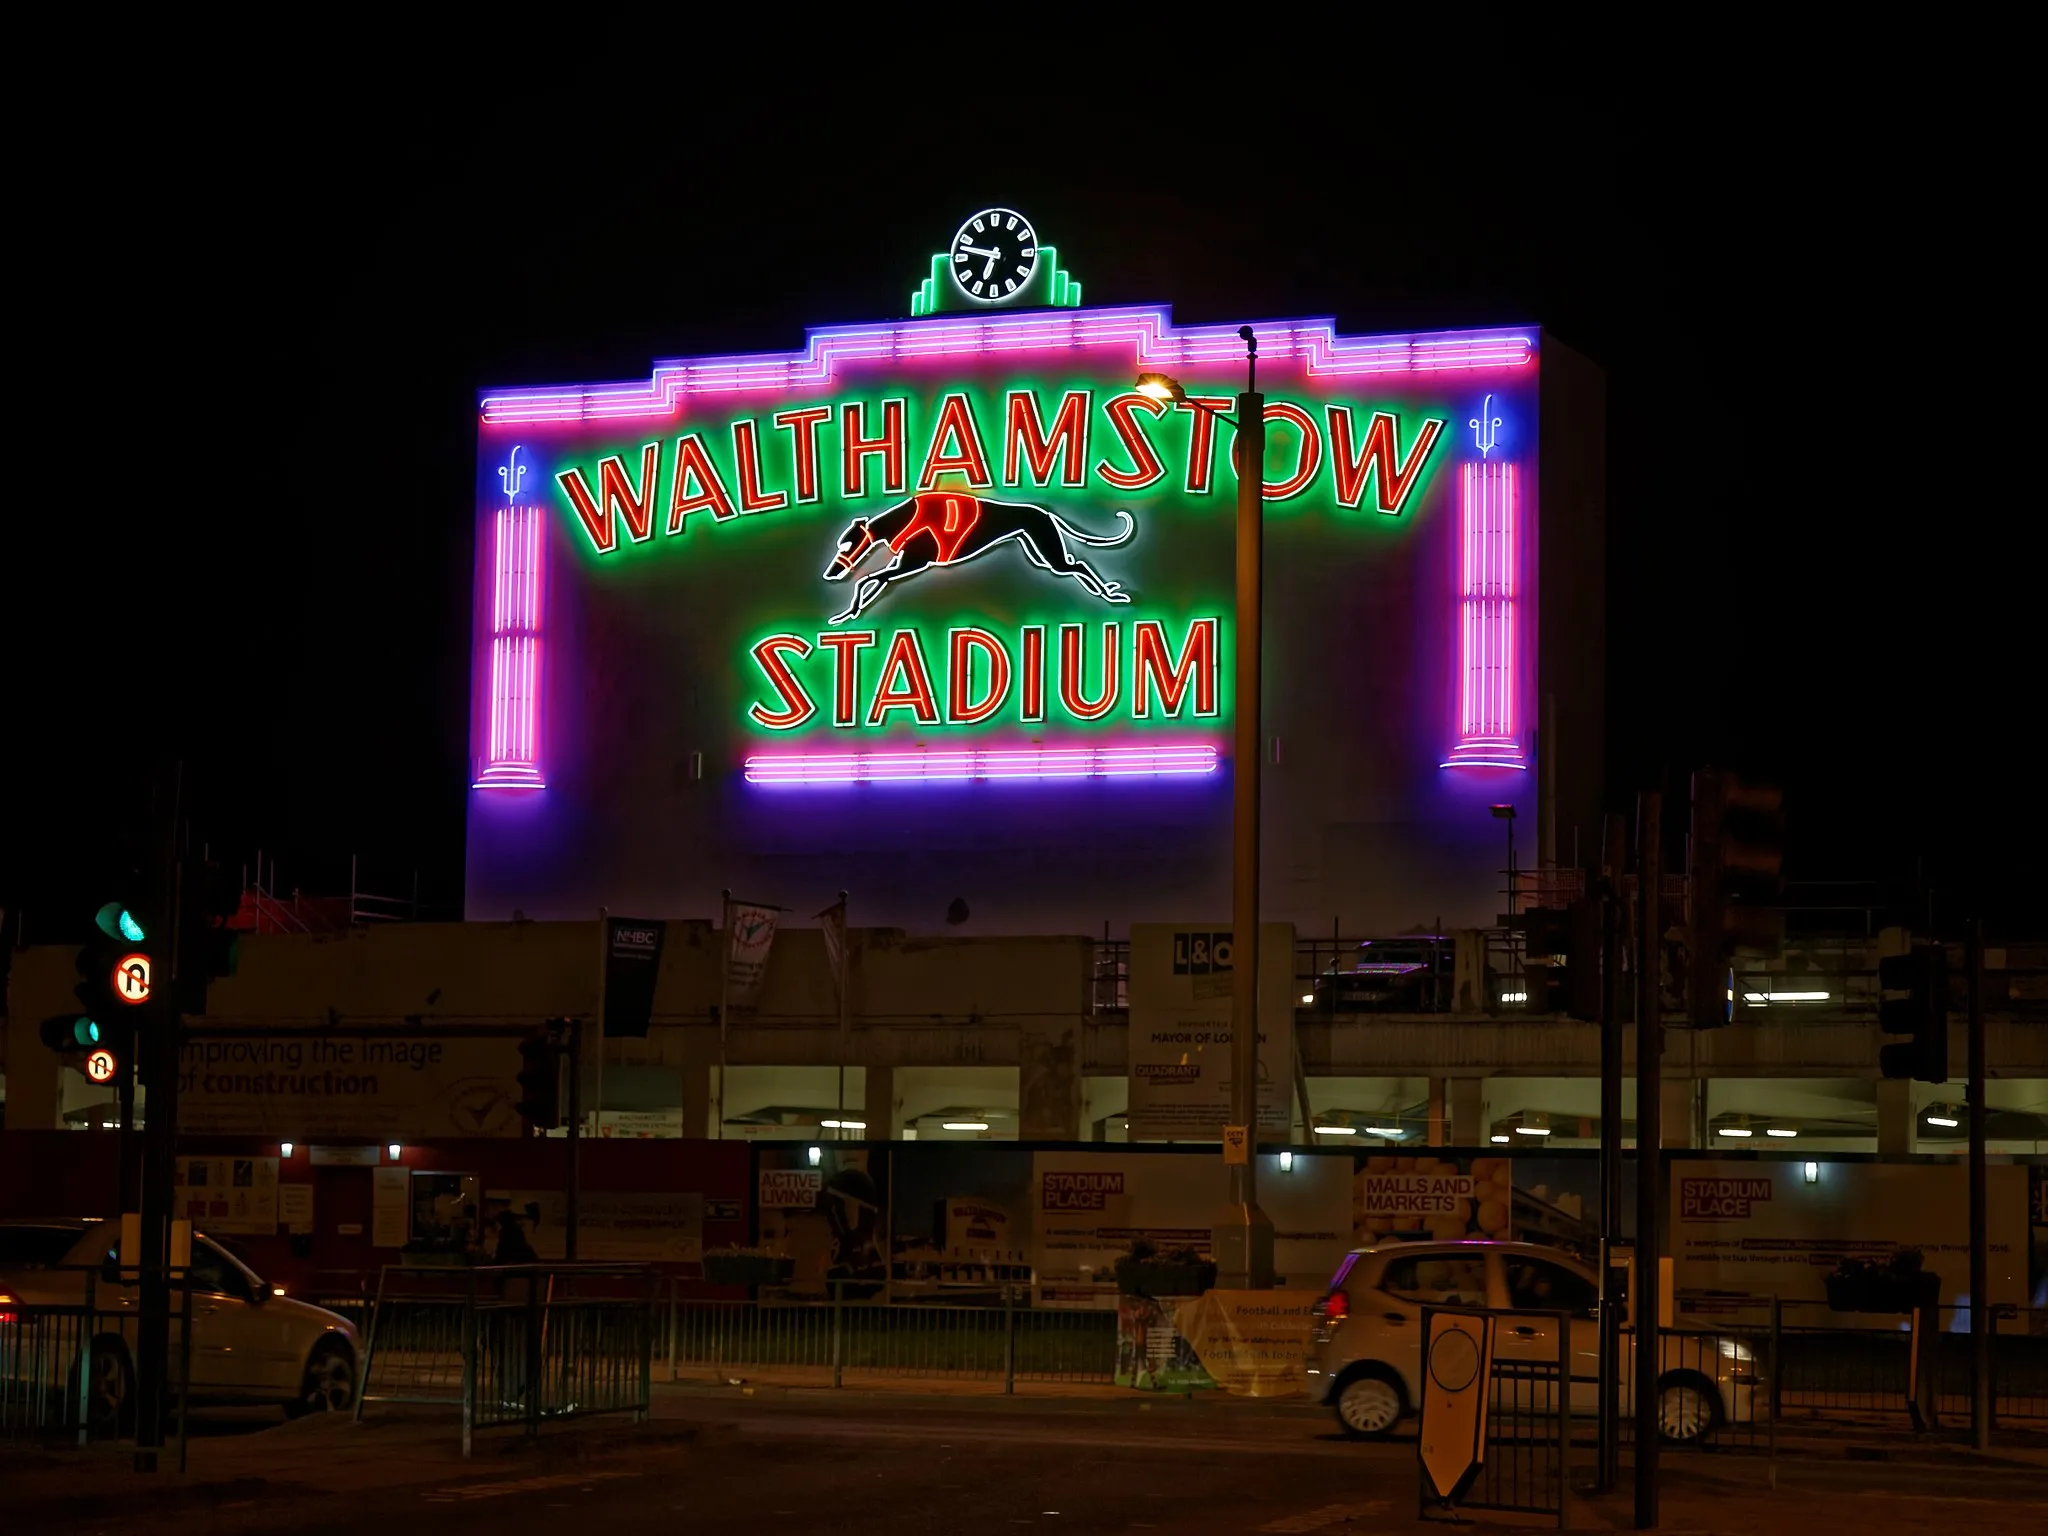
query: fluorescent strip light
[
  {"left": 820, "top": 1119, "right": 866, "bottom": 1130},
  {"left": 1716, "top": 1127, "right": 1753, "bottom": 1138},
  {"left": 1299, "top": 993, "right": 1315, "bottom": 1005},
  {"left": 1364, "top": 1127, "right": 1404, "bottom": 1138},
  {"left": 1765, "top": 1127, "right": 1798, "bottom": 1138},
  {"left": 941, "top": 1121, "right": 990, "bottom": 1132},
  {"left": 1743, "top": 990, "right": 1830, "bottom": 1004},
  {"left": 1501, "top": 991, "right": 1528, "bottom": 1003},
  {"left": 1313, "top": 1125, "right": 1358, "bottom": 1135},
  {"left": 1513, "top": 1125, "right": 1551, "bottom": 1136},
  {"left": 1490, "top": 1134, "right": 1511, "bottom": 1143},
  {"left": 1926, "top": 1115, "right": 1959, "bottom": 1128}
]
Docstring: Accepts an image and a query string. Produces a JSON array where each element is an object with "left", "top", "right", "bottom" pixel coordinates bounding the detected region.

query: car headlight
[{"left": 1718, "top": 1339, "right": 1753, "bottom": 1362}]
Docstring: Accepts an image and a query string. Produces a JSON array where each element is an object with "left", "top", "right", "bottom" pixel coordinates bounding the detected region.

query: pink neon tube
[
  {"left": 480, "top": 310, "right": 1534, "bottom": 425},
  {"left": 745, "top": 743, "right": 1219, "bottom": 785},
  {"left": 1442, "top": 461, "right": 1524, "bottom": 770},
  {"left": 476, "top": 504, "right": 545, "bottom": 788}
]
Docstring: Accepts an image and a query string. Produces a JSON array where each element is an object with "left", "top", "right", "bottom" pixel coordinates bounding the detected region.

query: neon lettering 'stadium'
[{"left": 552, "top": 388, "right": 1446, "bottom": 555}]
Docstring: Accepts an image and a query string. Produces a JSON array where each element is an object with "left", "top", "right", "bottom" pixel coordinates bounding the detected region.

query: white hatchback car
[
  {"left": 1305, "top": 1240, "right": 1762, "bottom": 1444},
  {"left": 0, "top": 1218, "right": 361, "bottom": 1430}
]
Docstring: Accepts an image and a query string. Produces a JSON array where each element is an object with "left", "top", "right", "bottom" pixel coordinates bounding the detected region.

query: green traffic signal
[
  {"left": 75, "top": 1018, "right": 101, "bottom": 1046},
  {"left": 95, "top": 901, "right": 144, "bottom": 943}
]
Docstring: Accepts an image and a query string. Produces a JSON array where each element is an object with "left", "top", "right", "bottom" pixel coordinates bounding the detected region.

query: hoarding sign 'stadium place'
[{"left": 467, "top": 209, "right": 1603, "bottom": 932}]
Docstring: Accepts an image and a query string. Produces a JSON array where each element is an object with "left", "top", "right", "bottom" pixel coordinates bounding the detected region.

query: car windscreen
[{"left": 0, "top": 1227, "right": 86, "bottom": 1267}]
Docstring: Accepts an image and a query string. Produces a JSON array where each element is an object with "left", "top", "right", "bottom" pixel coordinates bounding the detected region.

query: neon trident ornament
[
  {"left": 499, "top": 444, "right": 528, "bottom": 501},
  {"left": 1468, "top": 395, "right": 1502, "bottom": 458}
]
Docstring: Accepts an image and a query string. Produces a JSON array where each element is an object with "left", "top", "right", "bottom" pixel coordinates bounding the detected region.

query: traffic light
[
  {"left": 176, "top": 859, "right": 243, "bottom": 1015},
  {"left": 1878, "top": 945, "right": 1950, "bottom": 1082},
  {"left": 1520, "top": 899, "right": 1603, "bottom": 1020},
  {"left": 68, "top": 892, "right": 156, "bottom": 1079},
  {"left": 1687, "top": 769, "right": 1786, "bottom": 1030},
  {"left": 515, "top": 1025, "right": 564, "bottom": 1132}
]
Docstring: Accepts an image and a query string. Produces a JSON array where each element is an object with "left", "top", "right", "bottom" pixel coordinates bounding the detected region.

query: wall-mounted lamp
[
  {"left": 386, "top": 1143, "right": 402, "bottom": 1161},
  {"left": 1278, "top": 1150, "right": 1294, "bottom": 1172},
  {"left": 280, "top": 1142, "right": 295, "bottom": 1158},
  {"left": 1803, "top": 1161, "right": 1820, "bottom": 1184},
  {"left": 807, "top": 1145, "right": 823, "bottom": 1167}
]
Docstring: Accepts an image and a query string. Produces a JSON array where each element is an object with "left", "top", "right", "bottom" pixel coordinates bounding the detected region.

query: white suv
[
  {"left": 0, "top": 1218, "right": 361, "bottom": 1430},
  {"left": 1304, "top": 1240, "right": 1762, "bottom": 1444}
]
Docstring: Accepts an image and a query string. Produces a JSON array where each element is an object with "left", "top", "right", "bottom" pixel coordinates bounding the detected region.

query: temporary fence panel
[
  {"left": 666, "top": 1284, "right": 1116, "bottom": 1390},
  {"left": 354, "top": 1263, "right": 655, "bottom": 1455}
]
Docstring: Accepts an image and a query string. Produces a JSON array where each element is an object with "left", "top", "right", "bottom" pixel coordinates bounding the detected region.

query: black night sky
[{"left": 9, "top": 84, "right": 2026, "bottom": 943}]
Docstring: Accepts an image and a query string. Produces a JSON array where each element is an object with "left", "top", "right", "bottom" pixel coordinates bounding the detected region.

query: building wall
[{"left": 467, "top": 313, "right": 1564, "bottom": 938}]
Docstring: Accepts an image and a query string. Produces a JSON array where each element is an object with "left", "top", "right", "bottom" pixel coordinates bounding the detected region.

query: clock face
[{"left": 950, "top": 208, "right": 1038, "bottom": 302}]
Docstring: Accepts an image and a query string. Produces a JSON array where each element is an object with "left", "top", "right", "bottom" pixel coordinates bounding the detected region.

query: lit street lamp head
[
  {"left": 1489, "top": 803, "right": 1516, "bottom": 820},
  {"left": 1133, "top": 372, "right": 1185, "bottom": 404}
]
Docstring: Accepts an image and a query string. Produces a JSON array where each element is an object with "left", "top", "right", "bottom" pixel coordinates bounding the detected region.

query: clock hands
[
  {"left": 982, "top": 253, "right": 998, "bottom": 279},
  {"left": 959, "top": 243, "right": 1001, "bottom": 259}
]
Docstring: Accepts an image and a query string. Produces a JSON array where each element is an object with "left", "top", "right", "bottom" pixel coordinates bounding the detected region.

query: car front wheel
[
  {"left": 1656, "top": 1372, "right": 1721, "bottom": 1444},
  {"left": 286, "top": 1339, "right": 356, "bottom": 1417},
  {"left": 1334, "top": 1368, "right": 1405, "bottom": 1439}
]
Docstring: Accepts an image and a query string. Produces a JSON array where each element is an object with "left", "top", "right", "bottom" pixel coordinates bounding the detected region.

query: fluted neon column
[
  {"left": 474, "top": 502, "right": 545, "bottom": 788},
  {"left": 1442, "top": 460, "right": 1525, "bottom": 769}
]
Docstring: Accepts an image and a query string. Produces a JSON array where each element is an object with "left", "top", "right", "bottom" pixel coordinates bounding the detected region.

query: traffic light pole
[
  {"left": 134, "top": 763, "right": 184, "bottom": 1471},
  {"left": 1596, "top": 813, "right": 1626, "bottom": 1493},
  {"left": 1968, "top": 919, "right": 1989, "bottom": 1450},
  {"left": 1632, "top": 789, "right": 1662, "bottom": 1531}
]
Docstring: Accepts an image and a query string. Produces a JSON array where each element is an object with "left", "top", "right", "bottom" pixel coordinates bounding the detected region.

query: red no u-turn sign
[{"left": 113, "top": 952, "right": 152, "bottom": 1003}]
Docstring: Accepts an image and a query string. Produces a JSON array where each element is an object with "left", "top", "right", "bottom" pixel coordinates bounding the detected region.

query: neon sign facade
[{"left": 468, "top": 214, "right": 1590, "bottom": 931}]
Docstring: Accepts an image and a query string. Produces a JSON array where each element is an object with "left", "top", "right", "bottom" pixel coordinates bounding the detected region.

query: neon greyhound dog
[{"left": 823, "top": 491, "right": 1136, "bottom": 623}]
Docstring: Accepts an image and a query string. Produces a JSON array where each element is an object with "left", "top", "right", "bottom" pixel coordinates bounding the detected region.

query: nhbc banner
[
  {"left": 177, "top": 1035, "right": 525, "bottom": 1138},
  {"left": 1126, "top": 923, "right": 1295, "bottom": 1141}
]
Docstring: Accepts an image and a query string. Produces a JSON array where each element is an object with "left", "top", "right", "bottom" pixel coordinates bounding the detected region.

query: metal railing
[
  {"left": 0, "top": 1266, "right": 195, "bottom": 1466},
  {"left": 664, "top": 1284, "right": 1116, "bottom": 1391},
  {"left": 354, "top": 1263, "right": 656, "bottom": 1455},
  {"left": 1614, "top": 1315, "right": 1776, "bottom": 1457}
]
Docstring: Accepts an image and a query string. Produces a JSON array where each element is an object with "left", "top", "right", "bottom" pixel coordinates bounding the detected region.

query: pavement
[{"left": 2, "top": 1382, "right": 2044, "bottom": 1534}]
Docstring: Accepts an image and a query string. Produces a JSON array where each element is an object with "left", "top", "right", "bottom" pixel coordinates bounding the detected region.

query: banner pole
[{"left": 718, "top": 891, "right": 731, "bottom": 1141}]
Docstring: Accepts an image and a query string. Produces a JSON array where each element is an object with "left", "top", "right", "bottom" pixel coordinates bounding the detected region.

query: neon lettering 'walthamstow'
[{"left": 555, "top": 392, "right": 1446, "bottom": 554}]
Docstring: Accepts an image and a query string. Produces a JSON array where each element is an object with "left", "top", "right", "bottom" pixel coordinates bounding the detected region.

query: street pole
[
  {"left": 1968, "top": 918, "right": 1988, "bottom": 1450},
  {"left": 134, "top": 761, "right": 183, "bottom": 1471},
  {"left": 1223, "top": 327, "right": 1273, "bottom": 1289},
  {"left": 1632, "top": 790, "right": 1663, "bottom": 1530},
  {"left": 1596, "top": 812, "right": 1627, "bottom": 1492},
  {"left": 566, "top": 1016, "right": 581, "bottom": 1261}
]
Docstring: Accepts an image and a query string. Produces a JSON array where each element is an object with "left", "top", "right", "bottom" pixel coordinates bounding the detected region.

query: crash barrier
[
  {"left": 353, "top": 1263, "right": 656, "bottom": 1455},
  {"left": 664, "top": 1283, "right": 1116, "bottom": 1390},
  {"left": 0, "top": 1265, "right": 195, "bottom": 1465},
  {"left": 1416, "top": 1306, "right": 1569, "bottom": 1529}
]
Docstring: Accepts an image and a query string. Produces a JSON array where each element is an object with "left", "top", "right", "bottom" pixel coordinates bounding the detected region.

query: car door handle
[
  {"left": 1382, "top": 1313, "right": 1409, "bottom": 1325},
  {"left": 1512, "top": 1326, "right": 1538, "bottom": 1337}
]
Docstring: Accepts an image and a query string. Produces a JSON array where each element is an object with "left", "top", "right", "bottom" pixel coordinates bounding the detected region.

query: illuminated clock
[{"left": 950, "top": 208, "right": 1038, "bottom": 303}]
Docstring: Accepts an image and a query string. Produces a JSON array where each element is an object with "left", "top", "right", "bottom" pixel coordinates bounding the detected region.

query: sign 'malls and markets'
[{"left": 472, "top": 208, "right": 1539, "bottom": 793}]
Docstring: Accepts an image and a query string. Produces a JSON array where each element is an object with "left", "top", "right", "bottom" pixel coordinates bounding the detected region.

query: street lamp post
[
  {"left": 1138, "top": 326, "right": 1274, "bottom": 1288},
  {"left": 1492, "top": 803, "right": 1519, "bottom": 1009}
]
